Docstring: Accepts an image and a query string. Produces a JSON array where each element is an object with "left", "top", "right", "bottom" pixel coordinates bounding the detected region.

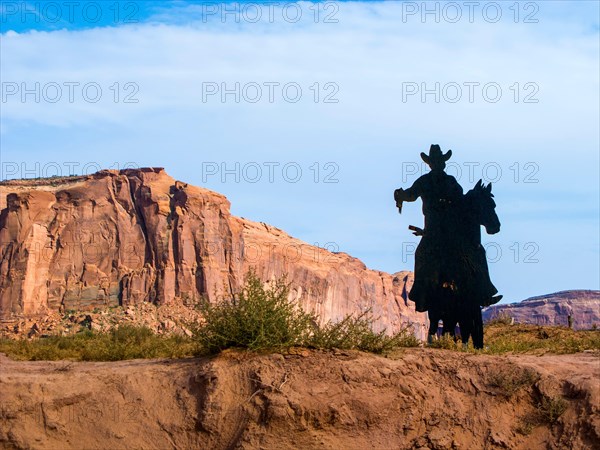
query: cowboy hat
[{"left": 420, "top": 144, "right": 452, "bottom": 165}]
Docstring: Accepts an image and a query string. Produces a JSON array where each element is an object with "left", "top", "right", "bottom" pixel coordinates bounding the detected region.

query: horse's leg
[
  {"left": 443, "top": 302, "right": 457, "bottom": 339},
  {"left": 459, "top": 301, "right": 473, "bottom": 347},
  {"left": 435, "top": 286, "right": 453, "bottom": 340},
  {"left": 427, "top": 307, "right": 440, "bottom": 344},
  {"left": 450, "top": 304, "right": 461, "bottom": 343},
  {"left": 472, "top": 305, "right": 484, "bottom": 349}
]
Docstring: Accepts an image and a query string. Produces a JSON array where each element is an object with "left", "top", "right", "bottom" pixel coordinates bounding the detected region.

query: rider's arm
[
  {"left": 394, "top": 177, "right": 423, "bottom": 213},
  {"left": 395, "top": 177, "right": 423, "bottom": 203}
]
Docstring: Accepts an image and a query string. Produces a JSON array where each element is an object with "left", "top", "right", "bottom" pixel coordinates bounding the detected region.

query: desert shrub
[
  {"left": 310, "top": 311, "right": 419, "bottom": 353},
  {"left": 537, "top": 395, "right": 567, "bottom": 424},
  {"left": 487, "top": 365, "right": 539, "bottom": 398},
  {"left": 193, "top": 271, "right": 316, "bottom": 353},
  {"left": 193, "top": 271, "right": 420, "bottom": 354}
]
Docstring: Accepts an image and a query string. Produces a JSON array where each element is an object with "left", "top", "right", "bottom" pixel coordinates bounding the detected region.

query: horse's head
[{"left": 467, "top": 180, "right": 501, "bottom": 234}]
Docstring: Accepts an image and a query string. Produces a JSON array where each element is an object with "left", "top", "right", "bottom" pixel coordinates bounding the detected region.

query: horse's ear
[
  {"left": 476, "top": 179, "right": 483, "bottom": 189},
  {"left": 486, "top": 183, "right": 493, "bottom": 193}
]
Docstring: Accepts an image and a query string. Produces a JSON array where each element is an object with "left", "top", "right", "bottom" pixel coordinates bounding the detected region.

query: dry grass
[
  {"left": 428, "top": 318, "right": 600, "bottom": 355},
  {"left": 0, "top": 325, "right": 199, "bottom": 361},
  {"left": 427, "top": 334, "right": 461, "bottom": 350},
  {"left": 483, "top": 323, "right": 600, "bottom": 354},
  {"left": 424, "top": 322, "right": 600, "bottom": 355}
]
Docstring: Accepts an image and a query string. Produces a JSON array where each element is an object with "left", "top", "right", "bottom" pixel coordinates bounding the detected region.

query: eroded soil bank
[{"left": 1, "top": 349, "right": 598, "bottom": 450}]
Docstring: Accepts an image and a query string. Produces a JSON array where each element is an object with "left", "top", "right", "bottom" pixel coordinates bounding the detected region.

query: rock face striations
[
  {"left": 0, "top": 169, "right": 426, "bottom": 334},
  {"left": 482, "top": 290, "right": 600, "bottom": 330}
]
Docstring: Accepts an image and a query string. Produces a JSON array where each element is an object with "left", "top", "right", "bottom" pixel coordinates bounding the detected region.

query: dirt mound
[{"left": 1, "top": 349, "right": 598, "bottom": 449}]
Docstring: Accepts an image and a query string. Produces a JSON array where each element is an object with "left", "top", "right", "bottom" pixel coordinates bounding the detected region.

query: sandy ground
[{"left": 1, "top": 349, "right": 598, "bottom": 450}]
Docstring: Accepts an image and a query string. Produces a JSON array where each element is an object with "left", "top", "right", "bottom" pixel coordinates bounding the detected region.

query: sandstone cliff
[
  {"left": 0, "top": 169, "right": 425, "bottom": 335},
  {"left": 482, "top": 290, "right": 600, "bottom": 330}
]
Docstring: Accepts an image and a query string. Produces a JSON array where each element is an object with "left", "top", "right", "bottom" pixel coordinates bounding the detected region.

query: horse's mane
[{"left": 465, "top": 180, "right": 494, "bottom": 201}]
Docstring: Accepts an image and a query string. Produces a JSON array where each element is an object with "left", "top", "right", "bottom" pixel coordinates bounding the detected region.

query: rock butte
[
  {"left": 483, "top": 290, "right": 600, "bottom": 330},
  {"left": 0, "top": 168, "right": 427, "bottom": 336}
]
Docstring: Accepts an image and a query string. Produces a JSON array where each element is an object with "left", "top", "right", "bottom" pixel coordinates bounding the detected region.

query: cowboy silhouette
[{"left": 394, "top": 145, "right": 502, "bottom": 347}]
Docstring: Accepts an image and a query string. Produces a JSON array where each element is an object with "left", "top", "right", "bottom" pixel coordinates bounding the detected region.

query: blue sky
[{"left": 1, "top": 1, "right": 599, "bottom": 303}]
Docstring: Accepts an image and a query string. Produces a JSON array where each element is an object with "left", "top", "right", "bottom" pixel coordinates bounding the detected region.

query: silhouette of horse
[{"left": 423, "top": 180, "right": 500, "bottom": 348}]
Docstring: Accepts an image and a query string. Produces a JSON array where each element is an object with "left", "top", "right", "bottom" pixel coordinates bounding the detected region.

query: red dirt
[{"left": 1, "top": 349, "right": 598, "bottom": 449}]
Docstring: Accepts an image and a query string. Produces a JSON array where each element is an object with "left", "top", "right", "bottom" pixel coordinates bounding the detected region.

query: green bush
[
  {"left": 193, "top": 270, "right": 419, "bottom": 354},
  {"left": 193, "top": 271, "right": 316, "bottom": 353}
]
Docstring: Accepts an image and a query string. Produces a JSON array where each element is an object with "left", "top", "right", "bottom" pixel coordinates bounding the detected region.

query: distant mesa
[{"left": 482, "top": 290, "right": 600, "bottom": 330}]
